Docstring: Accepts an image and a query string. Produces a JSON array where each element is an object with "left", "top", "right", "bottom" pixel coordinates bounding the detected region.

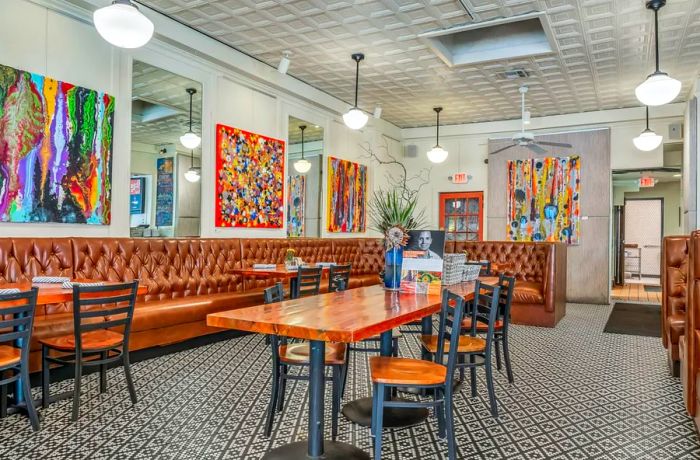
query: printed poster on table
[
  {"left": 155, "top": 157, "right": 174, "bottom": 227},
  {"left": 400, "top": 230, "right": 446, "bottom": 295},
  {"left": 215, "top": 124, "right": 285, "bottom": 228}
]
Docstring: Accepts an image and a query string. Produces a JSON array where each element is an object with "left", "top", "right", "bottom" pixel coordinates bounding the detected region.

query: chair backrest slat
[
  {"left": 328, "top": 264, "right": 352, "bottom": 292},
  {"left": 263, "top": 283, "right": 285, "bottom": 304},
  {"left": 294, "top": 267, "right": 322, "bottom": 298},
  {"left": 435, "top": 290, "right": 467, "bottom": 378},
  {"left": 497, "top": 275, "right": 516, "bottom": 332},
  {"left": 465, "top": 281, "right": 501, "bottom": 341},
  {"left": 0, "top": 288, "right": 37, "bottom": 369}
]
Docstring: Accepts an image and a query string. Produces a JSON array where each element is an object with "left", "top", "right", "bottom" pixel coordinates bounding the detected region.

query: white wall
[{"left": 402, "top": 104, "right": 686, "bottom": 233}]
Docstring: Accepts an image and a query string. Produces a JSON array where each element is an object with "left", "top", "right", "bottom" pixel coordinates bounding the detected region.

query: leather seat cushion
[
  {"left": 130, "top": 290, "right": 267, "bottom": 332},
  {"left": 668, "top": 313, "right": 685, "bottom": 345},
  {"left": 512, "top": 281, "right": 545, "bottom": 304}
]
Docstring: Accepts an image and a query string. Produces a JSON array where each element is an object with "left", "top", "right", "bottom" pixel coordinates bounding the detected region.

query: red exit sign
[
  {"left": 452, "top": 172, "right": 469, "bottom": 184},
  {"left": 639, "top": 177, "right": 655, "bottom": 187}
]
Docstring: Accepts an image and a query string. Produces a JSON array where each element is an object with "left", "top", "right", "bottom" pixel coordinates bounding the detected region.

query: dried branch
[{"left": 359, "top": 139, "right": 431, "bottom": 201}]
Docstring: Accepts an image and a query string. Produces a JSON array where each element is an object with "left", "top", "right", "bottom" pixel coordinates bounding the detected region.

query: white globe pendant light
[
  {"left": 427, "top": 107, "right": 448, "bottom": 164},
  {"left": 180, "top": 88, "right": 201, "bottom": 149},
  {"left": 343, "top": 53, "right": 369, "bottom": 130},
  {"left": 184, "top": 150, "right": 201, "bottom": 183},
  {"left": 293, "top": 125, "right": 312, "bottom": 173},
  {"left": 93, "top": 0, "right": 154, "bottom": 49},
  {"left": 633, "top": 106, "right": 663, "bottom": 151},
  {"left": 635, "top": 0, "right": 681, "bottom": 106}
]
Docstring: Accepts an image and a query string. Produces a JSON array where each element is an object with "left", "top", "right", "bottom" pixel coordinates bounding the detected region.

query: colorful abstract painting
[
  {"left": 507, "top": 155, "right": 581, "bottom": 245},
  {"left": 327, "top": 156, "right": 367, "bottom": 233},
  {"left": 0, "top": 64, "right": 114, "bottom": 224},
  {"left": 215, "top": 124, "right": 285, "bottom": 228},
  {"left": 287, "top": 175, "right": 305, "bottom": 237}
]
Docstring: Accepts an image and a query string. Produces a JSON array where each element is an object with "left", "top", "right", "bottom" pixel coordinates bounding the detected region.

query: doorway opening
[{"left": 611, "top": 168, "right": 682, "bottom": 304}]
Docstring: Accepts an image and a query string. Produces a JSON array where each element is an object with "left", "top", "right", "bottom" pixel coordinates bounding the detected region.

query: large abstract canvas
[
  {"left": 287, "top": 175, "right": 305, "bottom": 237},
  {"left": 507, "top": 155, "right": 581, "bottom": 245},
  {"left": 0, "top": 64, "right": 114, "bottom": 224},
  {"left": 327, "top": 156, "right": 367, "bottom": 233},
  {"left": 215, "top": 124, "right": 285, "bottom": 228}
]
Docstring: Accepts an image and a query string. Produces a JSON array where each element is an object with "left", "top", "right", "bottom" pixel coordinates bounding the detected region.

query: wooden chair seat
[
  {"left": 369, "top": 356, "right": 446, "bottom": 385},
  {"left": 279, "top": 342, "right": 347, "bottom": 365},
  {"left": 39, "top": 330, "right": 124, "bottom": 352},
  {"left": 461, "top": 318, "right": 504, "bottom": 331},
  {"left": 0, "top": 345, "right": 20, "bottom": 367},
  {"left": 420, "top": 335, "right": 486, "bottom": 354}
]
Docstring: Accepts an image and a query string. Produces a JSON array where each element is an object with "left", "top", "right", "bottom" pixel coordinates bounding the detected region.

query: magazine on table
[{"left": 400, "top": 230, "right": 445, "bottom": 295}]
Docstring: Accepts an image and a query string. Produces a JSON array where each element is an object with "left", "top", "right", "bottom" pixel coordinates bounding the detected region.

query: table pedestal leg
[
  {"left": 342, "top": 330, "right": 429, "bottom": 429},
  {"left": 264, "top": 340, "right": 368, "bottom": 460}
]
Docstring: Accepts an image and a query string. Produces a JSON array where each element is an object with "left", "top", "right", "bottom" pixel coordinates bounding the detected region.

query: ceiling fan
[{"left": 490, "top": 86, "right": 573, "bottom": 155}]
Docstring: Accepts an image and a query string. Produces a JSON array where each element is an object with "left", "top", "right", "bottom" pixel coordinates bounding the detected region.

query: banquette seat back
[
  {"left": 662, "top": 236, "right": 689, "bottom": 376},
  {"left": 684, "top": 231, "right": 700, "bottom": 422}
]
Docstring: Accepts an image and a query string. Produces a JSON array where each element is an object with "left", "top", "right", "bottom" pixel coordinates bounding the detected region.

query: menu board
[
  {"left": 155, "top": 157, "right": 174, "bottom": 227},
  {"left": 400, "top": 230, "right": 445, "bottom": 295}
]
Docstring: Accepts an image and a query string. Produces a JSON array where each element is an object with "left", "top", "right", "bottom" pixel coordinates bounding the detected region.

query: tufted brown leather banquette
[
  {"left": 662, "top": 236, "right": 690, "bottom": 377},
  {"left": 447, "top": 241, "right": 567, "bottom": 327},
  {"left": 0, "top": 237, "right": 564, "bottom": 371}
]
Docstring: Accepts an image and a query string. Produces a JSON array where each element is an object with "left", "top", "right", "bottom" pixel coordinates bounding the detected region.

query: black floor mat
[
  {"left": 644, "top": 285, "right": 661, "bottom": 293},
  {"left": 604, "top": 302, "right": 661, "bottom": 337}
]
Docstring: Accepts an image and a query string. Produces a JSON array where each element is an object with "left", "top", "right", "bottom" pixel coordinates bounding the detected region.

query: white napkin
[
  {"left": 62, "top": 281, "right": 106, "bottom": 289},
  {"left": 32, "top": 276, "right": 70, "bottom": 284},
  {"left": 0, "top": 288, "right": 21, "bottom": 295},
  {"left": 316, "top": 262, "right": 337, "bottom": 267},
  {"left": 253, "top": 264, "right": 277, "bottom": 269}
]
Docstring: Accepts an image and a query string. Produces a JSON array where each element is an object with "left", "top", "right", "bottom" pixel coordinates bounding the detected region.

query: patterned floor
[{"left": 0, "top": 303, "right": 698, "bottom": 459}]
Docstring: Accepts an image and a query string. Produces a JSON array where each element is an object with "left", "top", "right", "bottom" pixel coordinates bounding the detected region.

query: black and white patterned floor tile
[{"left": 0, "top": 303, "right": 698, "bottom": 459}]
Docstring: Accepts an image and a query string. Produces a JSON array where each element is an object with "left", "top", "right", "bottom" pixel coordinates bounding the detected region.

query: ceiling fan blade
[
  {"left": 537, "top": 141, "right": 573, "bottom": 148},
  {"left": 528, "top": 143, "right": 547, "bottom": 154},
  {"left": 489, "top": 144, "right": 517, "bottom": 155}
]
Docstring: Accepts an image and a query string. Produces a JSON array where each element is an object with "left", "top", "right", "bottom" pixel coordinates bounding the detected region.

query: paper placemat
[
  {"left": 62, "top": 281, "right": 106, "bottom": 289},
  {"left": 32, "top": 276, "right": 70, "bottom": 284},
  {"left": 0, "top": 288, "right": 21, "bottom": 295}
]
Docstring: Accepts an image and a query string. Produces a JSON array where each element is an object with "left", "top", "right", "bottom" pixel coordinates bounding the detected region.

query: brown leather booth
[
  {"left": 683, "top": 231, "right": 700, "bottom": 425},
  {"left": 0, "top": 237, "right": 565, "bottom": 372},
  {"left": 662, "top": 236, "right": 689, "bottom": 377},
  {"left": 447, "top": 241, "right": 567, "bottom": 327}
]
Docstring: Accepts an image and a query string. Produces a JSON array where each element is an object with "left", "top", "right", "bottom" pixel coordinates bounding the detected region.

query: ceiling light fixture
[
  {"left": 293, "top": 125, "right": 312, "bottom": 174},
  {"left": 180, "top": 88, "right": 201, "bottom": 149},
  {"left": 184, "top": 150, "right": 201, "bottom": 183},
  {"left": 277, "top": 51, "right": 291, "bottom": 75},
  {"left": 427, "top": 107, "right": 448, "bottom": 164},
  {"left": 633, "top": 106, "right": 663, "bottom": 151},
  {"left": 635, "top": 0, "right": 681, "bottom": 106},
  {"left": 343, "top": 53, "right": 369, "bottom": 130},
  {"left": 93, "top": 0, "right": 154, "bottom": 49}
]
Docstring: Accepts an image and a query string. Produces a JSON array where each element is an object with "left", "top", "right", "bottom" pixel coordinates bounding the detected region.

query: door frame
[
  {"left": 438, "top": 191, "right": 484, "bottom": 241},
  {"left": 623, "top": 197, "right": 664, "bottom": 278}
]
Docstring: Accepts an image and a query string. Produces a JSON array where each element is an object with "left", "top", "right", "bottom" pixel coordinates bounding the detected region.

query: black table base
[
  {"left": 342, "top": 396, "right": 429, "bottom": 428},
  {"left": 263, "top": 440, "right": 369, "bottom": 460}
]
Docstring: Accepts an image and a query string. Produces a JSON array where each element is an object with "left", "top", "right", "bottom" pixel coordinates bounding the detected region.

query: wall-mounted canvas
[
  {"left": 507, "top": 155, "right": 581, "bottom": 245},
  {"left": 0, "top": 64, "right": 114, "bottom": 224},
  {"left": 287, "top": 175, "right": 305, "bottom": 237},
  {"left": 327, "top": 156, "right": 367, "bottom": 233},
  {"left": 215, "top": 124, "right": 285, "bottom": 228}
]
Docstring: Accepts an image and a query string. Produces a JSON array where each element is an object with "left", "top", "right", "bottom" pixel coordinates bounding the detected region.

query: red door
[{"left": 439, "top": 192, "right": 484, "bottom": 242}]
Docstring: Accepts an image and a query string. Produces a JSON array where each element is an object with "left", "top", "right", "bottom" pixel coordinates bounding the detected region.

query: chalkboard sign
[{"left": 156, "top": 157, "right": 174, "bottom": 227}]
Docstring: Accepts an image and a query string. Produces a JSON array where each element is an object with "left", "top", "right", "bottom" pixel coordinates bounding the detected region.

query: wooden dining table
[
  {"left": 232, "top": 264, "right": 332, "bottom": 294},
  {"left": 207, "top": 280, "right": 484, "bottom": 460}
]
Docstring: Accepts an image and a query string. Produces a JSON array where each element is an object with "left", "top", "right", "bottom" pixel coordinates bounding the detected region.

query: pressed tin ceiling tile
[{"left": 139, "top": 0, "right": 700, "bottom": 128}]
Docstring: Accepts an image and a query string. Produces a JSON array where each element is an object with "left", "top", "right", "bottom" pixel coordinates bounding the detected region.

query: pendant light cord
[
  {"left": 189, "top": 91, "right": 193, "bottom": 132},
  {"left": 300, "top": 125, "right": 306, "bottom": 160},
  {"left": 436, "top": 110, "right": 440, "bottom": 146},
  {"left": 354, "top": 58, "right": 360, "bottom": 108},
  {"left": 654, "top": 8, "right": 660, "bottom": 72},
  {"left": 645, "top": 106, "right": 650, "bottom": 130}
]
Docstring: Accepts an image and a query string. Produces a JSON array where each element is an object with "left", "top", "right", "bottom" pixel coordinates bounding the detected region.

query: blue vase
[{"left": 384, "top": 246, "right": 403, "bottom": 290}]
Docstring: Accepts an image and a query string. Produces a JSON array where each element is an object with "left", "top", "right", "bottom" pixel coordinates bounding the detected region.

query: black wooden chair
[
  {"left": 0, "top": 288, "right": 40, "bottom": 431},
  {"left": 328, "top": 264, "right": 352, "bottom": 292},
  {"left": 263, "top": 283, "right": 346, "bottom": 440},
  {"left": 422, "top": 282, "right": 502, "bottom": 418},
  {"left": 461, "top": 274, "right": 516, "bottom": 383},
  {"left": 370, "top": 288, "right": 487, "bottom": 459},
  {"left": 466, "top": 260, "right": 491, "bottom": 276},
  {"left": 40, "top": 281, "right": 139, "bottom": 421},
  {"left": 292, "top": 266, "right": 323, "bottom": 299}
]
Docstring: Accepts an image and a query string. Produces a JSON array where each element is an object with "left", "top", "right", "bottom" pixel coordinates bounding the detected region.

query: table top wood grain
[
  {"left": 0, "top": 281, "right": 147, "bottom": 305},
  {"left": 207, "top": 280, "right": 490, "bottom": 343}
]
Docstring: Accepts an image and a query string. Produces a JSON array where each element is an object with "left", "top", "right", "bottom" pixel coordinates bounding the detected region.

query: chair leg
[
  {"left": 99, "top": 351, "right": 107, "bottom": 394},
  {"left": 264, "top": 363, "right": 279, "bottom": 437},
  {"left": 392, "top": 338, "right": 399, "bottom": 357},
  {"left": 21, "top": 368, "right": 40, "bottom": 431},
  {"left": 458, "top": 354, "right": 465, "bottom": 382},
  {"left": 373, "top": 383, "right": 384, "bottom": 460},
  {"left": 1, "top": 376, "right": 7, "bottom": 418},
  {"left": 123, "top": 353, "right": 137, "bottom": 405},
  {"left": 276, "top": 365, "right": 287, "bottom": 413},
  {"left": 469, "top": 355, "right": 477, "bottom": 398},
  {"left": 371, "top": 383, "right": 379, "bottom": 439},
  {"left": 494, "top": 339, "right": 502, "bottom": 370},
  {"left": 331, "top": 366, "right": 340, "bottom": 441},
  {"left": 72, "top": 360, "right": 82, "bottom": 422},
  {"left": 484, "top": 357, "right": 499, "bottom": 418},
  {"left": 434, "top": 387, "right": 446, "bottom": 439},
  {"left": 445, "top": 388, "right": 456, "bottom": 460},
  {"left": 41, "top": 346, "right": 50, "bottom": 409},
  {"left": 340, "top": 349, "right": 350, "bottom": 399},
  {"left": 502, "top": 335, "right": 514, "bottom": 384}
]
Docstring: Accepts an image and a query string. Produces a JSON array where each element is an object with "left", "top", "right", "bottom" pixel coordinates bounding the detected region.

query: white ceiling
[
  {"left": 139, "top": 0, "right": 700, "bottom": 129},
  {"left": 131, "top": 60, "right": 202, "bottom": 148}
]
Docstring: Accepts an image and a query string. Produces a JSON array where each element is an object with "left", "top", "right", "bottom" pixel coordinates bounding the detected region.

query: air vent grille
[{"left": 497, "top": 69, "right": 530, "bottom": 80}]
